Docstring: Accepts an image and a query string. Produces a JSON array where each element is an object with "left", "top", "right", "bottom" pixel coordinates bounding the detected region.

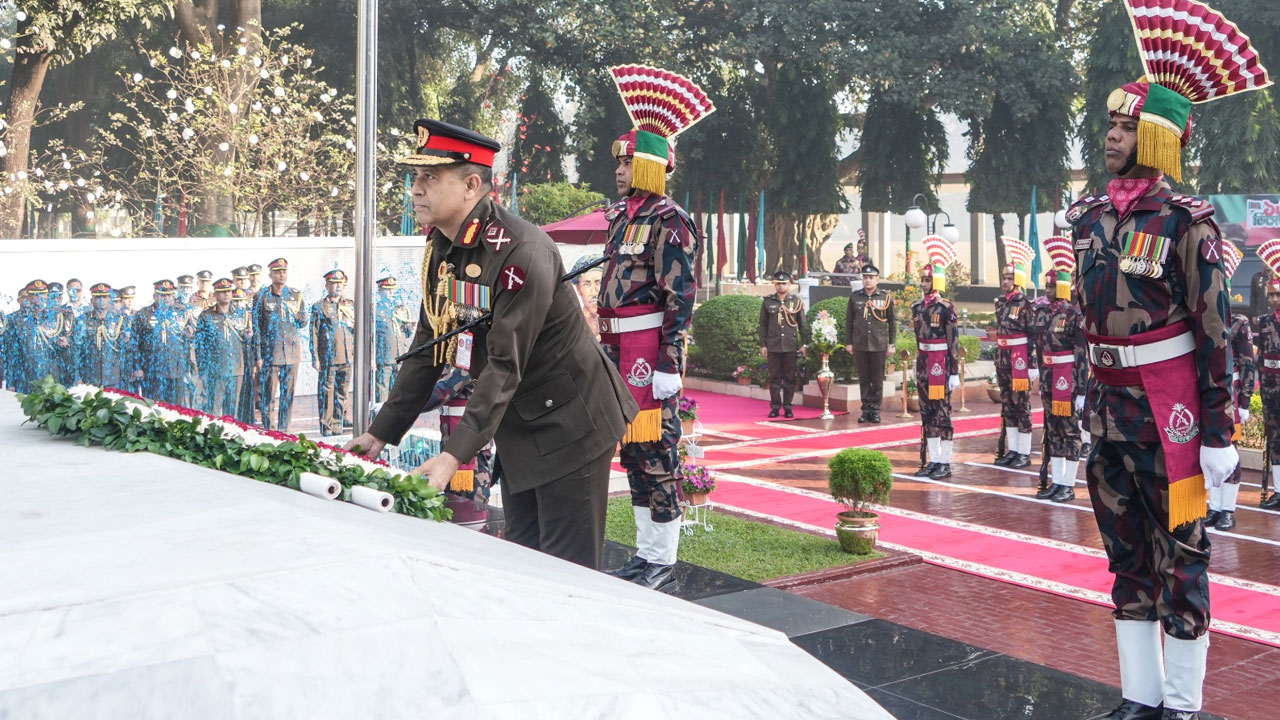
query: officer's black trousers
[{"left": 498, "top": 445, "right": 613, "bottom": 571}]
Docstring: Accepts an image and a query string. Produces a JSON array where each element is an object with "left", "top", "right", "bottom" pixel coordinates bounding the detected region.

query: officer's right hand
[
  {"left": 846, "top": 346, "right": 854, "bottom": 355},
  {"left": 760, "top": 346, "right": 767, "bottom": 358},
  {"left": 344, "top": 432, "right": 386, "bottom": 459}
]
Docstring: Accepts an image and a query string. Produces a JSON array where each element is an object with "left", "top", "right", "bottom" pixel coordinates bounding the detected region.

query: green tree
[
  {"left": 517, "top": 182, "right": 604, "bottom": 226},
  {"left": 510, "top": 74, "right": 566, "bottom": 184},
  {"left": 0, "top": 0, "right": 170, "bottom": 238},
  {"left": 1079, "top": 0, "right": 1139, "bottom": 193}
]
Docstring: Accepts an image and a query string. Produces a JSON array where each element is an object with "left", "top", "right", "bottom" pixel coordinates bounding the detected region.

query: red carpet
[
  {"left": 683, "top": 389, "right": 845, "bottom": 425},
  {"left": 710, "top": 479, "right": 1280, "bottom": 648}
]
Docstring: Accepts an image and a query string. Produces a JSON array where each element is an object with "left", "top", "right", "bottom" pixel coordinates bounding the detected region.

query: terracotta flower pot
[
  {"left": 906, "top": 396, "right": 920, "bottom": 412},
  {"left": 687, "top": 491, "right": 711, "bottom": 507},
  {"left": 681, "top": 418, "right": 696, "bottom": 436},
  {"left": 736, "top": 376, "right": 752, "bottom": 385},
  {"left": 835, "top": 510, "right": 879, "bottom": 554}
]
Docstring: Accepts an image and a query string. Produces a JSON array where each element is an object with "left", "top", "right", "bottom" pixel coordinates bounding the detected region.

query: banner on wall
[{"left": 1207, "top": 195, "right": 1280, "bottom": 247}]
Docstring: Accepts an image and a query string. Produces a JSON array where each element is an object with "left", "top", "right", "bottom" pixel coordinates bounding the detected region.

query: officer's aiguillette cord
[{"left": 395, "top": 254, "right": 611, "bottom": 364}]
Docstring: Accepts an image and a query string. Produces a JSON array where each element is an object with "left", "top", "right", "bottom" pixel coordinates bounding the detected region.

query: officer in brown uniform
[
  {"left": 310, "top": 269, "right": 355, "bottom": 436},
  {"left": 759, "top": 270, "right": 809, "bottom": 418},
  {"left": 74, "top": 283, "right": 131, "bottom": 389},
  {"left": 253, "top": 257, "right": 308, "bottom": 430},
  {"left": 374, "top": 276, "right": 414, "bottom": 404},
  {"left": 345, "top": 118, "right": 637, "bottom": 570},
  {"left": 131, "top": 279, "right": 189, "bottom": 404},
  {"left": 845, "top": 263, "right": 895, "bottom": 423},
  {"left": 195, "top": 278, "right": 251, "bottom": 416}
]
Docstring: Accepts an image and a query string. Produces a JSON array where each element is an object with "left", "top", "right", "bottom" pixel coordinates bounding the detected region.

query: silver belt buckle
[
  {"left": 599, "top": 318, "right": 614, "bottom": 334},
  {"left": 1091, "top": 343, "right": 1124, "bottom": 369}
]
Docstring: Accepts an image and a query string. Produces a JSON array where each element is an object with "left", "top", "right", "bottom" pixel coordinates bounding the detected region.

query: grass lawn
[{"left": 605, "top": 496, "right": 881, "bottom": 582}]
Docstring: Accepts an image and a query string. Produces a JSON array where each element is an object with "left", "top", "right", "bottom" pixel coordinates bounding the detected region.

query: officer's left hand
[
  {"left": 414, "top": 451, "right": 462, "bottom": 492},
  {"left": 1028, "top": 369, "right": 1040, "bottom": 383},
  {"left": 1239, "top": 408, "right": 1251, "bottom": 423},
  {"left": 947, "top": 375, "right": 960, "bottom": 392},
  {"left": 1200, "top": 444, "right": 1239, "bottom": 490},
  {"left": 653, "top": 371, "right": 682, "bottom": 400}
]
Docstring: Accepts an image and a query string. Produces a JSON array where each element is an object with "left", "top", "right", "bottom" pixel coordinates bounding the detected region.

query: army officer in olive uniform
[
  {"left": 310, "top": 269, "right": 355, "bottom": 436},
  {"left": 345, "top": 119, "right": 637, "bottom": 571},
  {"left": 845, "top": 263, "right": 896, "bottom": 423},
  {"left": 759, "top": 270, "right": 809, "bottom": 418}
]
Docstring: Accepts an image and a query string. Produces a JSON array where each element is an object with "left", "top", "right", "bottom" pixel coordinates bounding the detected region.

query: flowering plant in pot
[
  {"left": 732, "top": 365, "right": 751, "bottom": 385},
  {"left": 828, "top": 448, "right": 893, "bottom": 554},
  {"left": 678, "top": 395, "right": 700, "bottom": 436},
  {"left": 681, "top": 462, "right": 717, "bottom": 506}
]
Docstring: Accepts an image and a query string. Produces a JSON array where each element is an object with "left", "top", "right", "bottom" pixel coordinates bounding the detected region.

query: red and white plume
[
  {"left": 1221, "top": 240, "right": 1243, "bottom": 279},
  {"left": 609, "top": 64, "right": 716, "bottom": 140},
  {"left": 1258, "top": 238, "right": 1280, "bottom": 277},
  {"left": 922, "top": 234, "right": 958, "bottom": 270},
  {"left": 1124, "top": 0, "right": 1271, "bottom": 103},
  {"left": 1043, "top": 235, "right": 1076, "bottom": 273}
]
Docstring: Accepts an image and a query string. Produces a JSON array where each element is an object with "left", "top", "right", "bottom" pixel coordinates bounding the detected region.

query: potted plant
[
  {"left": 986, "top": 373, "right": 1002, "bottom": 403},
  {"left": 732, "top": 365, "right": 752, "bottom": 385},
  {"left": 678, "top": 395, "right": 700, "bottom": 436},
  {"left": 828, "top": 448, "right": 893, "bottom": 554},
  {"left": 682, "top": 461, "right": 717, "bottom": 506},
  {"left": 904, "top": 378, "right": 920, "bottom": 412}
]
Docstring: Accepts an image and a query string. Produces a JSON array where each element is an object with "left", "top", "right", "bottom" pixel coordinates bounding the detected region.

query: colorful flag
[{"left": 1028, "top": 185, "right": 1043, "bottom": 291}]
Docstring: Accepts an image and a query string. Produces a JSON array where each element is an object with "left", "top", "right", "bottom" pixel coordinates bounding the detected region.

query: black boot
[
  {"left": 1035, "top": 482, "right": 1057, "bottom": 500},
  {"left": 633, "top": 562, "right": 679, "bottom": 593},
  {"left": 1102, "top": 699, "right": 1163, "bottom": 720},
  {"left": 1081, "top": 442, "right": 1092, "bottom": 457},
  {"left": 858, "top": 413, "right": 869, "bottom": 423},
  {"left": 1160, "top": 710, "right": 1199, "bottom": 720},
  {"left": 1262, "top": 492, "right": 1280, "bottom": 509},
  {"left": 994, "top": 453, "right": 1015, "bottom": 467},
  {"left": 1048, "top": 485, "right": 1075, "bottom": 503},
  {"left": 928, "top": 463, "right": 952, "bottom": 480},
  {"left": 1215, "top": 510, "right": 1236, "bottom": 531},
  {"left": 768, "top": 408, "right": 780, "bottom": 418},
  {"left": 1007, "top": 452, "right": 1031, "bottom": 469},
  {"left": 913, "top": 463, "right": 938, "bottom": 477},
  {"left": 784, "top": 407, "right": 794, "bottom": 418},
  {"left": 869, "top": 412, "right": 881, "bottom": 424},
  {"left": 1203, "top": 509, "right": 1222, "bottom": 527},
  {"left": 607, "top": 555, "right": 648, "bottom": 580}
]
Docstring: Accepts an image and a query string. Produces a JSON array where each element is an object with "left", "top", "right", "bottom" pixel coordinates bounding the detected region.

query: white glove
[
  {"left": 1200, "top": 444, "right": 1239, "bottom": 490},
  {"left": 1028, "top": 369, "right": 1040, "bottom": 383},
  {"left": 947, "top": 375, "right": 960, "bottom": 392},
  {"left": 1239, "top": 408, "right": 1250, "bottom": 423},
  {"left": 653, "top": 371, "right": 682, "bottom": 401},
  {"left": 1074, "top": 395, "right": 1085, "bottom": 412}
]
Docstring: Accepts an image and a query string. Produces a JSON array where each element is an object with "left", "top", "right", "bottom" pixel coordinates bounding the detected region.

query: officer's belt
[
  {"left": 919, "top": 341, "right": 948, "bottom": 352},
  {"left": 1263, "top": 356, "right": 1280, "bottom": 373},
  {"left": 1043, "top": 352, "right": 1074, "bottom": 365},
  {"left": 1087, "top": 330, "right": 1193, "bottom": 370},
  {"left": 598, "top": 311, "right": 663, "bottom": 335},
  {"left": 995, "top": 334, "right": 1027, "bottom": 347}
]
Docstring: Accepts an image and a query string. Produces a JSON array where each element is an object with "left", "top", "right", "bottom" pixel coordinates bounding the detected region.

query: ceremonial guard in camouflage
[
  {"left": 1071, "top": 6, "right": 1266, "bottom": 715},
  {"left": 845, "top": 263, "right": 895, "bottom": 423},
  {"left": 993, "top": 241, "right": 1038, "bottom": 468},
  {"left": 912, "top": 237, "right": 960, "bottom": 480},
  {"left": 1206, "top": 241, "right": 1251, "bottom": 529},
  {"left": 374, "top": 276, "right": 414, "bottom": 404},
  {"left": 75, "top": 283, "right": 131, "bottom": 389},
  {"left": 310, "top": 269, "right": 355, "bottom": 436},
  {"left": 1253, "top": 241, "right": 1280, "bottom": 512},
  {"left": 759, "top": 270, "right": 809, "bottom": 418},
  {"left": 195, "top": 278, "right": 251, "bottom": 417},
  {"left": 131, "top": 280, "right": 191, "bottom": 405},
  {"left": 350, "top": 118, "right": 636, "bottom": 571},
  {"left": 253, "top": 258, "right": 308, "bottom": 430},
  {"left": 1034, "top": 239, "right": 1087, "bottom": 503},
  {"left": 598, "top": 64, "right": 710, "bottom": 593}
]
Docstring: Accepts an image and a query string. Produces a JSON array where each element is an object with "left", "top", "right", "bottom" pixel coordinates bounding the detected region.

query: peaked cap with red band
[
  {"left": 398, "top": 118, "right": 500, "bottom": 168},
  {"left": 610, "top": 64, "right": 715, "bottom": 195},
  {"left": 1108, "top": 0, "right": 1270, "bottom": 182}
]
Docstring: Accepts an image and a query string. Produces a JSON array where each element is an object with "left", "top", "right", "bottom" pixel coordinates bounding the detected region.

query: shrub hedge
[{"left": 689, "top": 294, "right": 764, "bottom": 377}]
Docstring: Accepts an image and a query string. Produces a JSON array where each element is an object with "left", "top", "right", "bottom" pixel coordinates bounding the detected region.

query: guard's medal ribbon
[{"left": 1119, "top": 231, "right": 1170, "bottom": 280}]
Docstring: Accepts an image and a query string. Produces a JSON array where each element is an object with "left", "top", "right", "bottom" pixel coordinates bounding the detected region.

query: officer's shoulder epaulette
[
  {"left": 1065, "top": 195, "right": 1110, "bottom": 225},
  {"left": 1167, "top": 194, "right": 1216, "bottom": 224},
  {"left": 604, "top": 200, "right": 626, "bottom": 223}
]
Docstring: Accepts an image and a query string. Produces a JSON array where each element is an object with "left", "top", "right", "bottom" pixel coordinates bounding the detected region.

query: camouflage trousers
[
  {"left": 1086, "top": 440, "right": 1211, "bottom": 639},
  {"left": 622, "top": 394, "right": 684, "bottom": 523},
  {"left": 915, "top": 370, "right": 953, "bottom": 440},
  {"left": 1041, "top": 391, "right": 1082, "bottom": 460},
  {"left": 997, "top": 368, "right": 1032, "bottom": 433}
]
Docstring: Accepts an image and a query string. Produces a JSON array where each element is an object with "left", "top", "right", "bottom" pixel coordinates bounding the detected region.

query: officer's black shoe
[
  {"left": 1203, "top": 509, "right": 1222, "bottom": 527},
  {"left": 607, "top": 555, "right": 648, "bottom": 580},
  {"left": 1048, "top": 485, "right": 1075, "bottom": 503},
  {"left": 784, "top": 408, "right": 794, "bottom": 419},
  {"left": 1215, "top": 510, "right": 1236, "bottom": 531},
  {"left": 928, "top": 463, "right": 952, "bottom": 480},
  {"left": 994, "top": 453, "right": 1015, "bottom": 466},
  {"left": 1261, "top": 492, "right": 1280, "bottom": 509},
  {"left": 768, "top": 409, "right": 780, "bottom": 418},
  {"left": 1081, "top": 442, "right": 1093, "bottom": 457},
  {"left": 913, "top": 463, "right": 937, "bottom": 477},
  {"left": 1007, "top": 452, "right": 1031, "bottom": 469},
  {"left": 1160, "top": 711, "right": 1199, "bottom": 720},
  {"left": 633, "top": 562, "right": 678, "bottom": 593},
  {"left": 1034, "top": 483, "right": 1057, "bottom": 500},
  {"left": 869, "top": 413, "right": 881, "bottom": 424},
  {"left": 858, "top": 414, "right": 869, "bottom": 423},
  {"left": 1102, "top": 699, "right": 1163, "bottom": 720}
]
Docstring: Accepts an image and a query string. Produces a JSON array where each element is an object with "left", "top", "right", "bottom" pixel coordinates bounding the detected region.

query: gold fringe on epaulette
[
  {"left": 928, "top": 385, "right": 945, "bottom": 400},
  {"left": 1138, "top": 120, "right": 1183, "bottom": 183},
  {"left": 622, "top": 407, "right": 663, "bottom": 444},
  {"left": 1013, "top": 378, "right": 1029, "bottom": 392},
  {"left": 448, "top": 469, "right": 474, "bottom": 493},
  {"left": 1052, "top": 400, "right": 1072, "bottom": 417},
  {"left": 1167, "top": 475, "right": 1207, "bottom": 531},
  {"left": 630, "top": 157, "right": 667, "bottom": 196}
]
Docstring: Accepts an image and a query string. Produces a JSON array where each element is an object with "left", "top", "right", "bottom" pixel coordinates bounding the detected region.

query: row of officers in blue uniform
[{"left": 2, "top": 259, "right": 417, "bottom": 435}]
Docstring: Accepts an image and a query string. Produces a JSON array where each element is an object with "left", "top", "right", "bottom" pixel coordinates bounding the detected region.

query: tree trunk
[
  {"left": 0, "top": 45, "right": 53, "bottom": 238},
  {"left": 804, "top": 214, "right": 840, "bottom": 273},
  {"left": 993, "top": 214, "right": 1007, "bottom": 273}
]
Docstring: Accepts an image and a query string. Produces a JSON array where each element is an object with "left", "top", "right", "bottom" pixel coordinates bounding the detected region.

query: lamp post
[{"left": 904, "top": 194, "right": 928, "bottom": 275}]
